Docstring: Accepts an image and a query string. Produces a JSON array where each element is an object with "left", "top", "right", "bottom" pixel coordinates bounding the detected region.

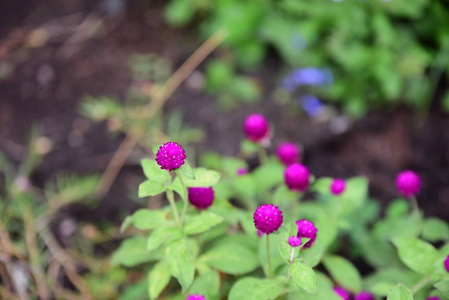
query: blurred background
[{"left": 1, "top": 0, "right": 449, "bottom": 298}]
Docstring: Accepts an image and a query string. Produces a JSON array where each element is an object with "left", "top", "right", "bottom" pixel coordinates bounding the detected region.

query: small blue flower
[
  {"left": 281, "top": 67, "right": 333, "bottom": 91},
  {"left": 301, "top": 94, "right": 324, "bottom": 117}
]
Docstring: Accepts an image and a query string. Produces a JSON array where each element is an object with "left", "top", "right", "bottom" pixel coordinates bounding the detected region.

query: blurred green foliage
[{"left": 164, "top": 0, "right": 449, "bottom": 116}]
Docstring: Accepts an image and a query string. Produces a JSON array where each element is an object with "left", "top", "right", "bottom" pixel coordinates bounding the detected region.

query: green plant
[
  {"left": 114, "top": 114, "right": 449, "bottom": 300},
  {"left": 164, "top": 0, "right": 449, "bottom": 117}
]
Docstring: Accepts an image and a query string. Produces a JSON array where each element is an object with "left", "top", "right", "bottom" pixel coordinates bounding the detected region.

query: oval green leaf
[
  {"left": 184, "top": 212, "right": 223, "bottom": 235},
  {"left": 148, "top": 261, "right": 171, "bottom": 300},
  {"left": 392, "top": 237, "right": 439, "bottom": 275},
  {"left": 290, "top": 261, "right": 317, "bottom": 294},
  {"left": 138, "top": 180, "right": 166, "bottom": 197},
  {"left": 387, "top": 283, "right": 414, "bottom": 300},
  {"left": 200, "top": 243, "right": 259, "bottom": 275},
  {"left": 165, "top": 239, "right": 195, "bottom": 292},
  {"left": 322, "top": 255, "right": 362, "bottom": 293}
]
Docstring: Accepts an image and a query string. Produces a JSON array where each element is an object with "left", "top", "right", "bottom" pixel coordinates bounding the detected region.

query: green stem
[
  {"left": 410, "top": 196, "right": 419, "bottom": 213},
  {"left": 411, "top": 275, "right": 432, "bottom": 294},
  {"left": 178, "top": 174, "right": 188, "bottom": 223},
  {"left": 266, "top": 234, "right": 273, "bottom": 278},
  {"left": 258, "top": 144, "right": 267, "bottom": 165},
  {"left": 166, "top": 189, "right": 181, "bottom": 227}
]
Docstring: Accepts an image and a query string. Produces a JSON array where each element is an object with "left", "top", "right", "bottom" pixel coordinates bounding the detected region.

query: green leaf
[
  {"left": 434, "top": 281, "right": 449, "bottom": 298},
  {"left": 422, "top": 218, "right": 449, "bottom": 242},
  {"left": 180, "top": 167, "right": 221, "bottom": 187},
  {"left": 228, "top": 277, "right": 260, "bottom": 300},
  {"left": 184, "top": 212, "right": 223, "bottom": 235},
  {"left": 276, "top": 223, "right": 299, "bottom": 263},
  {"left": 374, "top": 212, "right": 422, "bottom": 240},
  {"left": 120, "top": 216, "right": 133, "bottom": 233},
  {"left": 322, "top": 255, "right": 362, "bottom": 293},
  {"left": 200, "top": 242, "right": 259, "bottom": 275},
  {"left": 141, "top": 159, "right": 171, "bottom": 183},
  {"left": 189, "top": 271, "right": 220, "bottom": 300},
  {"left": 252, "top": 159, "right": 284, "bottom": 195},
  {"left": 310, "top": 177, "right": 333, "bottom": 195},
  {"left": 392, "top": 237, "right": 439, "bottom": 275},
  {"left": 147, "top": 227, "right": 182, "bottom": 251},
  {"left": 290, "top": 261, "right": 316, "bottom": 294},
  {"left": 132, "top": 209, "right": 169, "bottom": 230},
  {"left": 247, "top": 278, "right": 285, "bottom": 300},
  {"left": 152, "top": 145, "right": 161, "bottom": 156},
  {"left": 387, "top": 283, "right": 414, "bottom": 300},
  {"left": 228, "top": 277, "right": 284, "bottom": 300},
  {"left": 301, "top": 240, "right": 325, "bottom": 268},
  {"left": 111, "top": 236, "right": 162, "bottom": 267},
  {"left": 289, "top": 272, "right": 342, "bottom": 300},
  {"left": 165, "top": 239, "right": 195, "bottom": 292},
  {"left": 138, "top": 180, "right": 166, "bottom": 197},
  {"left": 386, "top": 199, "right": 410, "bottom": 218},
  {"left": 364, "top": 268, "right": 421, "bottom": 296},
  {"left": 339, "top": 177, "right": 368, "bottom": 215},
  {"left": 177, "top": 163, "right": 196, "bottom": 180},
  {"left": 148, "top": 261, "right": 171, "bottom": 299},
  {"left": 164, "top": 0, "right": 195, "bottom": 26}
]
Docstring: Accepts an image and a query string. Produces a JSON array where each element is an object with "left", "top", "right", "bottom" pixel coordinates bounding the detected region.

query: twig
[
  {"left": 20, "top": 204, "right": 49, "bottom": 299},
  {"left": 96, "top": 29, "right": 227, "bottom": 197},
  {"left": 39, "top": 228, "right": 93, "bottom": 299}
]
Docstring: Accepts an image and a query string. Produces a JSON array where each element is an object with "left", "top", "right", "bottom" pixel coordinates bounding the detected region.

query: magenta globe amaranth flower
[
  {"left": 277, "top": 142, "right": 300, "bottom": 165},
  {"left": 243, "top": 114, "right": 270, "bottom": 143},
  {"left": 284, "top": 163, "right": 310, "bottom": 192},
  {"left": 426, "top": 297, "right": 440, "bottom": 300},
  {"left": 155, "top": 142, "right": 186, "bottom": 171},
  {"left": 186, "top": 294, "right": 205, "bottom": 300},
  {"left": 237, "top": 168, "right": 248, "bottom": 176},
  {"left": 395, "top": 170, "right": 421, "bottom": 198},
  {"left": 331, "top": 178, "right": 346, "bottom": 196},
  {"left": 253, "top": 204, "right": 283, "bottom": 234},
  {"left": 355, "top": 291, "right": 374, "bottom": 300},
  {"left": 445, "top": 255, "right": 449, "bottom": 272},
  {"left": 188, "top": 187, "right": 214, "bottom": 210},
  {"left": 288, "top": 236, "right": 302, "bottom": 247},
  {"left": 334, "top": 286, "right": 350, "bottom": 300},
  {"left": 296, "top": 219, "right": 317, "bottom": 249}
]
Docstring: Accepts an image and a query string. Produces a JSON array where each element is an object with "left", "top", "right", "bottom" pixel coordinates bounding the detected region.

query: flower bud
[
  {"left": 243, "top": 114, "right": 270, "bottom": 143},
  {"left": 284, "top": 163, "right": 310, "bottom": 192}
]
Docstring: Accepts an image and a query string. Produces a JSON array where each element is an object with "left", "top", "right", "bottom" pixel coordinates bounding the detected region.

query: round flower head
[
  {"left": 288, "top": 236, "right": 302, "bottom": 247},
  {"left": 426, "top": 297, "right": 440, "bottom": 300},
  {"left": 445, "top": 255, "right": 449, "bottom": 272},
  {"left": 188, "top": 187, "right": 214, "bottom": 210},
  {"left": 296, "top": 219, "right": 317, "bottom": 249},
  {"left": 186, "top": 294, "right": 205, "bottom": 300},
  {"left": 331, "top": 178, "right": 346, "bottom": 196},
  {"left": 243, "top": 114, "right": 270, "bottom": 143},
  {"left": 277, "top": 142, "right": 300, "bottom": 165},
  {"left": 253, "top": 204, "right": 283, "bottom": 234},
  {"left": 284, "top": 163, "right": 310, "bottom": 192},
  {"left": 334, "top": 286, "right": 350, "bottom": 300},
  {"left": 395, "top": 170, "right": 421, "bottom": 198},
  {"left": 355, "top": 291, "right": 374, "bottom": 300},
  {"left": 237, "top": 168, "right": 248, "bottom": 176},
  {"left": 155, "top": 142, "right": 186, "bottom": 171}
]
